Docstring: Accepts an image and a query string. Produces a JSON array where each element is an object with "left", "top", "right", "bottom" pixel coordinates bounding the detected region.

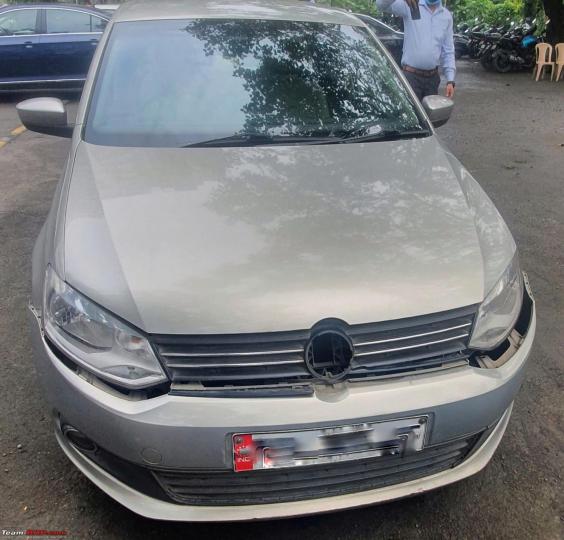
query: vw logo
[{"left": 305, "top": 329, "right": 354, "bottom": 382}]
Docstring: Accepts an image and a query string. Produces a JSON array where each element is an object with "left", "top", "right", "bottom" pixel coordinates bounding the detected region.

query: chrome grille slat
[
  {"left": 165, "top": 359, "right": 304, "bottom": 369},
  {"left": 355, "top": 322, "right": 472, "bottom": 346},
  {"left": 152, "top": 305, "right": 476, "bottom": 392},
  {"left": 160, "top": 348, "right": 304, "bottom": 358},
  {"left": 354, "top": 333, "right": 470, "bottom": 356}
]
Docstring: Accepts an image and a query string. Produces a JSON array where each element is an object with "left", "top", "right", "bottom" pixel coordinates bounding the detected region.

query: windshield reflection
[{"left": 85, "top": 19, "right": 425, "bottom": 147}]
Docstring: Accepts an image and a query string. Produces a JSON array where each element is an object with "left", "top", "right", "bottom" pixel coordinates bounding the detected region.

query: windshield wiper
[
  {"left": 183, "top": 134, "right": 339, "bottom": 148},
  {"left": 336, "top": 128, "right": 431, "bottom": 144},
  {"left": 183, "top": 128, "right": 431, "bottom": 148}
]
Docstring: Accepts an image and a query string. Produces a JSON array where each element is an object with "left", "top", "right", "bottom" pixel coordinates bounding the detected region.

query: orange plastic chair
[
  {"left": 554, "top": 43, "right": 564, "bottom": 82},
  {"left": 533, "top": 43, "right": 554, "bottom": 81}
]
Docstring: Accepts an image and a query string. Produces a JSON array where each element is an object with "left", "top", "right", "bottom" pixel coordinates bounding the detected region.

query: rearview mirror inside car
[
  {"left": 16, "top": 98, "right": 73, "bottom": 138},
  {"left": 422, "top": 95, "right": 454, "bottom": 128}
]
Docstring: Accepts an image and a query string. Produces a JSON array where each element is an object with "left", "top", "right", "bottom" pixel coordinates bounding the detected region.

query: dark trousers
[{"left": 403, "top": 70, "right": 440, "bottom": 101}]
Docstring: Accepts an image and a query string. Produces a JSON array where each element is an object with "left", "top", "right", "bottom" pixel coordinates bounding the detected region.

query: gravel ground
[{"left": 0, "top": 60, "right": 562, "bottom": 539}]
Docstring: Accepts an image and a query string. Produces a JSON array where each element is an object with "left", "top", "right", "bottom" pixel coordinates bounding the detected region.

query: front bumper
[
  {"left": 29, "top": 286, "right": 536, "bottom": 521},
  {"left": 55, "top": 404, "right": 513, "bottom": 521}
]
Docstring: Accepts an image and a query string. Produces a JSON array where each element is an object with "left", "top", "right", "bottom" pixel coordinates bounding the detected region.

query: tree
[{"left": 539, "top": 0, "right": 564, "bottom": 44}]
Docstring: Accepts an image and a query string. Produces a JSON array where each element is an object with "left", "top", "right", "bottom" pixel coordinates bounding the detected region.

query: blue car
[{"left": 0, "top": 4, "right": 110, "bottom": 90}]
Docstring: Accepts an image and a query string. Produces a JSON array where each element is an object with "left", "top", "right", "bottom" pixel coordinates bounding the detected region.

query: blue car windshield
[{"left": 84, "top": 18, "right": 426, "bottom": 148}]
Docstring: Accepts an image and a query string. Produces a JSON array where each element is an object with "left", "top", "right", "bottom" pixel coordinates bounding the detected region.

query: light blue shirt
[{"left": 375, "top": 0, "right": 456, "bottom": 82}]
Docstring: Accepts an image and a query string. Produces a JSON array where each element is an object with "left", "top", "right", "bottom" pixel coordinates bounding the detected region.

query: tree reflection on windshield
[{"left": 86, "top": 19, "right": 425, "bottom": 147}]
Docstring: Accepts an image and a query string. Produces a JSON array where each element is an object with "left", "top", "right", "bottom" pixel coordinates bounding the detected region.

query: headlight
[
  {"left": 470, "top": 254, "right": 523, "bottom": 351},
  {"left": 43, "top": 266, "right": 167, "bottom": 389}
]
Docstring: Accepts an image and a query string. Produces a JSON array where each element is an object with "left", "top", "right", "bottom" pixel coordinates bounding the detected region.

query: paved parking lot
[{"left": 0, "top": 61, "right": 562, "bottom": 539}]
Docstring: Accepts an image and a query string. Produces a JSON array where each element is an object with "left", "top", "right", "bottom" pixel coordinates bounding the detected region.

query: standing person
[{"left": 376, "top": 0, "right": 456, "bottom": 101}]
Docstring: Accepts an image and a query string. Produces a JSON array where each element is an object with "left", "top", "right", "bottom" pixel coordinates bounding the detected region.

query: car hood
[{"left": 63, "top": 137, "right": 497, "bottom": 334}]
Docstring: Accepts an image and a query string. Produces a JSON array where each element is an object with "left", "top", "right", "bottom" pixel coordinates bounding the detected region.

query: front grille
[
  {"left": 152, "top": 306, "right": 476, "bottom": 393},
  {"left": 153, "top": 433, "right": 481, "bottom": 506}
]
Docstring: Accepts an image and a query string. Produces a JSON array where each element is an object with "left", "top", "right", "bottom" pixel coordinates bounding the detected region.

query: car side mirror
[
  {"left": 16, "top": 98, "right": 73, "bottom": 138},
  {"left": 422, "top": 95, "right": 454, "bottom": 128}
]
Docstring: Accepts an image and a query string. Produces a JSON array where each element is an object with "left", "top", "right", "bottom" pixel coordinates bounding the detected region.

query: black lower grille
[{"left": 152, "top": 433, "right": 481, "bottom": 506}]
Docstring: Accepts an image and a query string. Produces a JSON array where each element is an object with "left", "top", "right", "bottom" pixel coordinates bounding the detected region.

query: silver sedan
[{"left": 20, "top": 0, "right": 535, "bottom": 522}]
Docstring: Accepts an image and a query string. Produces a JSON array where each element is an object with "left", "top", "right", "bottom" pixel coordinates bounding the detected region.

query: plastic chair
[
  {"left": 554, "top": 43, "right": 564, "bottom": 82},
  {"left": 533, "top": 43, "right": 554, "bottom": 81}
]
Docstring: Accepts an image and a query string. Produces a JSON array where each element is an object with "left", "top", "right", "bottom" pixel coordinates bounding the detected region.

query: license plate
[{"left": 232, "top": 416, "right": 428, "bottom": 472}]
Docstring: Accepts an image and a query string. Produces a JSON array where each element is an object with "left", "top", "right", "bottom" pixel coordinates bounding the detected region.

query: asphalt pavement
[{"left": 0, "top": 61, "right": 562, "bottom": 539}]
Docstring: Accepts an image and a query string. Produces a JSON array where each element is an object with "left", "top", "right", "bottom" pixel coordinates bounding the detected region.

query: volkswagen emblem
[{"left": 305, "top": 329, "right": 354, "bottom": 382}]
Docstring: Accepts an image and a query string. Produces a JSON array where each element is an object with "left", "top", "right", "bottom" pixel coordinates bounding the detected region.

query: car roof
[
  {"left": 112, "top": 0, "right": 363, "bottom": 26},
  {"left": 0, "top": 3, "right": 109, "bottom": 17}
]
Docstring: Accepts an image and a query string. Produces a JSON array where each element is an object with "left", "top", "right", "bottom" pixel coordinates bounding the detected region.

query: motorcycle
[
  {"left": 477, "top": 26, "right": 504, "bottom": 71},
  {"left": 454, "top": 33, "right": 470, "bottom": 58},
  {"left": 468, "top": 21, "right": 488, "bottom": 59},
  {"left": 454, "top": 22, "right": 471, "bottom": 58},
  {"left": 491, "top": 20, "right": 539, "bottom": 73}
]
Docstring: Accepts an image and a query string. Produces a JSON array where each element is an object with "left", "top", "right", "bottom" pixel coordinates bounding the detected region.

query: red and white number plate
[{"left": 232, "top": 416, "right": 428, "bottom": 472}]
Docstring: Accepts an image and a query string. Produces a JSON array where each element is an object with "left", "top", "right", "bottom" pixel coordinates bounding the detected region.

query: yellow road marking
[
  {"left": 0, "top": 125, "right": 28, "bottom": 150},
  {"left": 10, "top": 125, "right": 26, "bottom": 137}
]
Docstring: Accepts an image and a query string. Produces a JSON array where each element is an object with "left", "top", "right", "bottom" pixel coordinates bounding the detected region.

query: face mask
[{"left": 425, "top": 0, "right": 441, "bottom": 6}]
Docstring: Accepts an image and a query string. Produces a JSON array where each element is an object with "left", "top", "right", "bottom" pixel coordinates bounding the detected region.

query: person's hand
[{"left": 446, "top": 83, "right": 455, "bottom": 99}]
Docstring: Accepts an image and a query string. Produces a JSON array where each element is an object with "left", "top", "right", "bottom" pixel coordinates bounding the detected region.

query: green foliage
[
  {"left": 322, "top": 0, "right": 528, "bottom": 28},
  {"left": 448, "top": 0, "right": 492, "bottom": 23},
  {"left": 484, "top": 0, "right": 523, "bottom": 24},
  {"left": 437, "top": 0, "right": 525, "bottom": 26}
]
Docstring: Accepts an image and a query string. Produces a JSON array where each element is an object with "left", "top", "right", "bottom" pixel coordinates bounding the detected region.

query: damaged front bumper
[{"left": 28, "top": 280, "right": 536, "bottom": 521}]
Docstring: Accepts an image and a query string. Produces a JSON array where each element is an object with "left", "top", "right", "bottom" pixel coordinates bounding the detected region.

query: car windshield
[{"left": 84, "top": 18, "right": 427, "bottom": 147}]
